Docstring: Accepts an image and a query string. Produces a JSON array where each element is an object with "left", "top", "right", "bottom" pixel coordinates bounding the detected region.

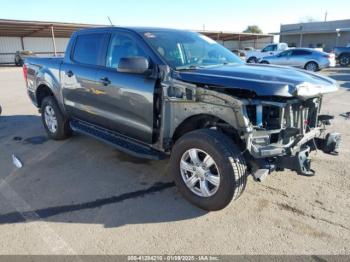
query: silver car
[{"left": 260, "top": 48, "right": 336, "bottom": 72}]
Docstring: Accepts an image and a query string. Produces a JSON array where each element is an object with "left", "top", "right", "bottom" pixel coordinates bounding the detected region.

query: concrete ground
[{"left": 0, "top": 66, "right": 349, "bottom": 255}]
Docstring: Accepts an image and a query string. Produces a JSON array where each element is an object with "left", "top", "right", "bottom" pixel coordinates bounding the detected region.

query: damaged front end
[
  {"left": 160, "top": 65, "right": 341, "bottom": 179},
  {"left": 244, "top": 96, "right": 341, "bottom": 178}
]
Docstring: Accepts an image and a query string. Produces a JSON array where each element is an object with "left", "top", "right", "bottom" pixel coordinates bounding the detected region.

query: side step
[{"left": 70, "top": 120, "right": 167, "bottom": 160}]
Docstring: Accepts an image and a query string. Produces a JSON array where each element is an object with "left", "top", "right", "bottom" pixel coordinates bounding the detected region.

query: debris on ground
[
  {"left": 11, "top": 154, "right": 23, "bottom": 168},
  {"left": 340, "top": 112, "right": 350, "bottom": 119}
]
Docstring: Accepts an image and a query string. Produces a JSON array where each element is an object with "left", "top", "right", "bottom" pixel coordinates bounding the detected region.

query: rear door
[
  {"left": 61, "top": 32, "right": 109, "bottom": 122},
  {"left": 94, "top": 30, "right": 157, "bottom": 144},
  {"left": 289, "top": 50, "right": 312, "bottom": 68}
]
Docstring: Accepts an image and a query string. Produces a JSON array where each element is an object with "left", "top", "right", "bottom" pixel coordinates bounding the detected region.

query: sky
[{"left": 0, "top": 0, "right": 349, "bottom": 33}]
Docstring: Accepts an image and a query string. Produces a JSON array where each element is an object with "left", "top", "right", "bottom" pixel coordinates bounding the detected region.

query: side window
[
  {"left": 106, "top": 33, "right": 147, "bottom": 68},
  {"left": 292, "top": 50, "right": 311, "bottom": 56},
  {"left": 262, "top": 45, "right": 277, "bottom": 52},
  {"left": 279, "top": 50, "right": 292, "bottom": 57},
  {"left": 73, "top": 34, "right": 105, "bottom": 65}
]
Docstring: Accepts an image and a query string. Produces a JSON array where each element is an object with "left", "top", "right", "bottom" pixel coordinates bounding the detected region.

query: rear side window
[
  {"left": 292, "top": 50, "right": 311, "bottom": 56},
  {"left": 73, "top": 34, "right": 105, "bottom": 65}
]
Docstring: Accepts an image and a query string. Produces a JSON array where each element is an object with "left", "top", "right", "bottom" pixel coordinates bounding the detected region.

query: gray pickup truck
[{"left": 24, "top": 27, "right": 341, "bottom": 211}]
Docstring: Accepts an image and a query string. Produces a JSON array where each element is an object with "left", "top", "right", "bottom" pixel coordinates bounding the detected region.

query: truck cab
[{"left": 246, "top": 43, "right": 288, "bottom": 63}]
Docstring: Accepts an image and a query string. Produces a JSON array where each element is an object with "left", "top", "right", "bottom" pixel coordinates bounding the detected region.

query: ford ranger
[{"left": 24, "top": 27, "right": 341, "bottom": 211}]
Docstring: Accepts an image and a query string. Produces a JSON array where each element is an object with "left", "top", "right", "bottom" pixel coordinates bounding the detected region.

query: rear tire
[
  {"left": 41, "top": 96, "right": 72, "bottom": 140},
  {"left": 170, "top": 129, "right": 247, "bottom": 211},
  {"left": 339, "top": 54, "right": 350, "bottom": 67},
  {"left": 305, "top": 61, "right": 319, "bottom": 72},
  {"left": 14, "top": 55, "right": 23, "bottom": 67}
]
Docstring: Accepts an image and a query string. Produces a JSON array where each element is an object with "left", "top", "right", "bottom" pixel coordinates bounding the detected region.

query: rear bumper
[{"left": 27, "top": 90, "right": 38, "bottom": 107}]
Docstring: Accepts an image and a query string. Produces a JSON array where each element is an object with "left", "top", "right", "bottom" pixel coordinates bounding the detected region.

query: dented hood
[{"left": 174, "top": 64, "right": 338, "bottom": 98}]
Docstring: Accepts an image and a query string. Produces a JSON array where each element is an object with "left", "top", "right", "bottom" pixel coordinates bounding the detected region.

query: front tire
[
  {"left": 14, "top": 56, "right": 23, "bottom": 67},
  {"left": 170, "top": 129, "right": 247, "bottom": 211},
  {"left": 339, "top": 54, "right": 350, "bottom": 67},
  {"left": 41, "top": 96, "right": 72, "bottom": 140}
]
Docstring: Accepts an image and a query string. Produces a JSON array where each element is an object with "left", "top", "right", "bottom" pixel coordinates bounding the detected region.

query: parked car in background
[
  {"left": 15, "top": 50, "right": 35, "bottom": 66},
  {"left": 334, "top": 45, "right": 350, "bottom": 67},
  {"left": 231, "top": 49, "right": 245, "bottom": 57},
  {"left": 260, "top": 48, "right": 336, "bottom": 72},
  {"left": 245, "top": 43, "right": 288, "bottom": 63}
]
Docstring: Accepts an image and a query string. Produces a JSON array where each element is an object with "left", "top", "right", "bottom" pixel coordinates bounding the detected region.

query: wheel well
[
  {"left": 36, "top": 85, "right": 54, "bottom": 107},
  {"left": 172, "top": 114, "right": 242, "bottom": 145}
]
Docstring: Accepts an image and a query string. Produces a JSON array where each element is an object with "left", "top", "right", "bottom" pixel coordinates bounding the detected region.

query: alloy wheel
[
  {"left": 180, "top": 148, "right": 220, "bottom": 197},
  {"left": 44, "top": 105, "right": 58, "bottom": 133}
]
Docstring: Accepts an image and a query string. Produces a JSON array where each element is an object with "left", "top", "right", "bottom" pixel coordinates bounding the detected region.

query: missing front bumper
[
  {"left": 250, "top": 132, "right": 341, "bottom": 179},
  {"left": 276, "top": 146, "right": 315, "bottom": 176}
]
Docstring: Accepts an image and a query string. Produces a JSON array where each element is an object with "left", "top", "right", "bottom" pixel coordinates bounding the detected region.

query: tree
[{"left": 243, "top": 25, "right": 263, "bottom": 34}]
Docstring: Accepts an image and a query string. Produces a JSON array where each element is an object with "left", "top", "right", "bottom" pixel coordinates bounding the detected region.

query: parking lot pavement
[{"left": 0, "top": 66, "right": 350, "bottom": 255}]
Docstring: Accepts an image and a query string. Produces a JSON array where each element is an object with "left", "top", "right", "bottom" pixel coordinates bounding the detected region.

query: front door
[{"left": 93, "top": 31, "right": 157, "bottom": 144}]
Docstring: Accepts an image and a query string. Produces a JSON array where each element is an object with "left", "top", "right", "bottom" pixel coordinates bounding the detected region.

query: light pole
[{"left": 336, "top": 29, "right": 341, "bottom": 47}]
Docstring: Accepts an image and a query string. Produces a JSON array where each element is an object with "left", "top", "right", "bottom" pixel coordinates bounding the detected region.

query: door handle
[
  {"left": 100, "top": 77, "right": 111, "bottom": 86},
  {"left": 66, "top": 70, "right": 74, "bottom": 77}
]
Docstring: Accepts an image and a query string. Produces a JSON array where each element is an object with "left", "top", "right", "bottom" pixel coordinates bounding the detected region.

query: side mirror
[{"left": 117, "top": 56, "right": 149, "bottom": 74}]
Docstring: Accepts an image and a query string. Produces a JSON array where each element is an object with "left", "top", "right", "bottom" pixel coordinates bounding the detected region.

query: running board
[{"left": 70, "top": 120, "right": 166, "bottom": 160}]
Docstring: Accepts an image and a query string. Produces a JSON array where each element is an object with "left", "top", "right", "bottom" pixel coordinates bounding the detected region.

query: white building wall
[
  {"left": 23, "top": 37, "right": 69, "bottom": 53},
  {"left": 0, "top": 37, "right": 70, "bottom": 63}
]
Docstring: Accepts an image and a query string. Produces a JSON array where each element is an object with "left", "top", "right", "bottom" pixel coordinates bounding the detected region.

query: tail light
[
  {"left": 23, "top": 64, "right": 28, "bottom": 82},
  {"left": 323, "top": 53, "right": 335, "bottom": 59}
]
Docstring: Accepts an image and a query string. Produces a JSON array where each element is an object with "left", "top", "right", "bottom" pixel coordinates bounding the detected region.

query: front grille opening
[
  {"left": 246, "top": 105, "right": 281, "bottom": 130},
  {"left": 246, "top": 105, "right": 257, "bottom": 126},
  {"left": 263, "top": 106, "right": 281, "bottom": 130},
  {"left": 270, "top": 133, "right": 279, "bottom": 143}
]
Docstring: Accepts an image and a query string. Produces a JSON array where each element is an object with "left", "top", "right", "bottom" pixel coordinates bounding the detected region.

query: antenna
[{"left": 107, "top": 16, "right": 114, "bottom": 26}]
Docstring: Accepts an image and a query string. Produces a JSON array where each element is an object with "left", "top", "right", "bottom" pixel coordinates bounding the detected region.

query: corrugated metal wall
[
  {"left": 0, "top": 37, "right": 70, "bottom": 64},
  {"left": 218, "top": 37, "right": 274, "bottom": 50},
  {"left": 23, "top": 37, "right": 69, "bottom": 53},
  {"left": 0, "top": 37, "right": 22, "bottom": 63}
]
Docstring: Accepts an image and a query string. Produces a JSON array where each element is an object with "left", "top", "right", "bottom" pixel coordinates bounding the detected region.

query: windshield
[{"left": 142, "top": 30, "right": 243, "bottom": 70}]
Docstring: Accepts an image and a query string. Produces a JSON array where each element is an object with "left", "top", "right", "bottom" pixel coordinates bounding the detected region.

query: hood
[{"left": 173, "top": 64, "right": 338, "bottom": 98}]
